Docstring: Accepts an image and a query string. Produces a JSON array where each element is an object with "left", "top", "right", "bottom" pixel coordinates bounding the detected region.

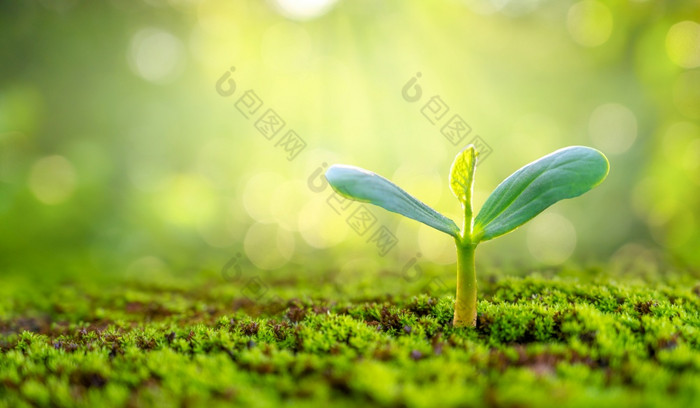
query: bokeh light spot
[
  {"left": 566, "top": 1, "right": 613, "bottom": 47},
  {"left": 589, "top": 103, "right": 637, "bottom": 155},
  {"left": 298, "top": 198, "right": 348, "bottom": 248},
  {"left": 666, "top": 21, "right": 700, "bottom": 69},
  {"left": 128, "top": 28, "right": 185, "bottom": 83},
  {"left": 526, "top": 212, "right": 577, "bottom": 265},
  {"left": 243, "top": 172, "right": 285, "bottom": 224},
  {"left": 271, "top": 0, "right": 338, "bottom": 21},
  {"left": 244, "top": 222, "right": 295, "bottom": 270},
  {"left": 270, "top": 180, "right": 307, "bottom": 231},
  {"left": 28, "top": 155, "right": 77, "bottom": 205}
]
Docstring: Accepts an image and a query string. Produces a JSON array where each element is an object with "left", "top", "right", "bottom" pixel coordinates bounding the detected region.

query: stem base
[{"left": 453, "top": 241, "right": 477, "bottom": 327}]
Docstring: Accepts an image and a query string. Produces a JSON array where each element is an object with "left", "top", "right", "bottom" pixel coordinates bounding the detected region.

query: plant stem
[{"left": 453, "top": 240, "right": 477, "bottom": 327}]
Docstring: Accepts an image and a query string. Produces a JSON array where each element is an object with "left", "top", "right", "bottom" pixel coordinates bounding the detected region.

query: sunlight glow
[
  {"left": 128, "top": 28, "right": 185, "bottom": 83},
  {"left": 589, "top": 103, "right": 637, "bottom": 155},
  {"left": 271, "top": 0, "right": 339, "bottom": 21},
  {"left": 666, "top": 21, "right": 700, "bottom": 69}
]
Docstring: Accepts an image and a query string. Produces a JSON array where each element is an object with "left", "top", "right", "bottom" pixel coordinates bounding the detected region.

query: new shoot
[{"left": 325, "top": 145, "right": 609, "bottom": 327}]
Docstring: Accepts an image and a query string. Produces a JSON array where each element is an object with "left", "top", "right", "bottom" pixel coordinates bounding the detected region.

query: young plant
[{"left": 325, "top": 145, "right": 609, "bottom": 327}]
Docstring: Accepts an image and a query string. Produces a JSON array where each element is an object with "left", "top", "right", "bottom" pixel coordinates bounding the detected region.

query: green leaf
[
  {"left": 473, "top": 146, "right": 609, "bottom": 242},
  {"left": 325, "top": 165, "right": 460, "bottom": 237},
  {"left": 449, "top": 146, "right": 477, "bottom": 235}
]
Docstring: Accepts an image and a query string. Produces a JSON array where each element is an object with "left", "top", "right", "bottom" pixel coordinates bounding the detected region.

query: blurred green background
[{"left": 1, "top": 0, "right": 699, "bottom": 286}]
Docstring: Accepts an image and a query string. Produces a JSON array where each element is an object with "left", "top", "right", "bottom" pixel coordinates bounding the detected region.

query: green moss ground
[{"left": 1, "top": 271, "right": 700, "bottom": 407}]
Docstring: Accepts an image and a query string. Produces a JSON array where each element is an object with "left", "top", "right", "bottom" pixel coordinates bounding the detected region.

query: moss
[{"left": 1, "top": 275, "right": 700, "bottom": 407}]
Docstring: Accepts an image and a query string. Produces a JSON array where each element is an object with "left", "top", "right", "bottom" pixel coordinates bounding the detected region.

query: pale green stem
[
  {"left": 453, "top": 240, "right": 477, "bottom": 327},
  {"left": 454, "top": 151, "right": 476, "bottom": 328}
]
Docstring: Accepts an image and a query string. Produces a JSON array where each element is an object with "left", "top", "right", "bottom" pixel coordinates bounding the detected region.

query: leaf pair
[{"left": 324, "top": 146, "right": 609, "bottom": 245}]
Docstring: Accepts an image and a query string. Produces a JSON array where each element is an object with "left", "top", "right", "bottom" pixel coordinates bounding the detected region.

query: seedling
[{"left": 325, "top": 145, "right": 609, "bottom": 327}]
